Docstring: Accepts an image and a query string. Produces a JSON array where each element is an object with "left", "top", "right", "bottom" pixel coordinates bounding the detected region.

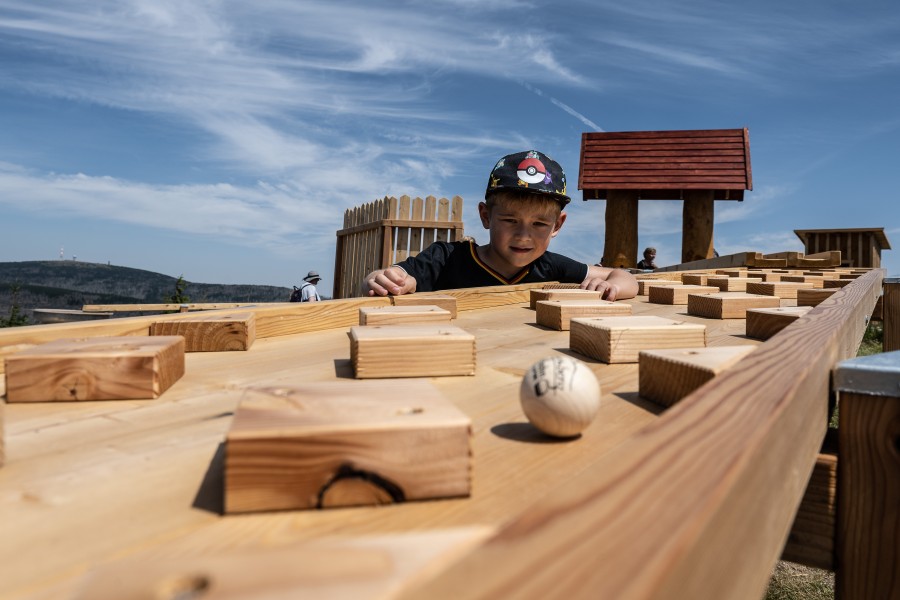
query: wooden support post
[
  {"left": 884, "top": 278, "right": 900, "bottom": 352},
  {"left": 603, "top": 190, "right": 638, "bottom": 268},
  {"left": 682, "top": 190, "right": 715, "bottom": 263},
  {"left": 834, "top": 352, "right": 900, "bottom": 599}
]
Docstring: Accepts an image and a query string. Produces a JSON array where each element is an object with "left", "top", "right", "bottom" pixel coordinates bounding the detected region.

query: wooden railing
[{"left": 332, "top": 195, "right": 464, "bottom": 299}]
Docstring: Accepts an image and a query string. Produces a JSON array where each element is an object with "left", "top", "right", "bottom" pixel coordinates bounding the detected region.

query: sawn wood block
[
  {"left": 569, "top": 315, "right": 707, "bottom": 364},
  {"left": 637, "top": 280, "right": 683, "bottom": 296},
  {"left": 797, "top": 288, "right": 838, "bottom": 307},
  {"left": 225, "top": 382, "right": 472, "bottom": 513},
  {"left": 648, "top": 285, "right": 719, "bottom": 305},
  {"left": 639, "top": 345, "right": 757, "bottom": 407},
  {"left": 535, "top": 299, "right": 632, "bottom": 331},
  {"left": 745, "top": 306, "right": 812, "bottom": 340},
  {"left": 151, "top": 311, "right": 255, "bottom": 352},
  {"left": 707, "top": 277, "right": 759, "bottom": 292},
  {"left": 391, "top": 294, "right": 458, "bottom": 318},
  {"left": 745, "top": 281, "right": 814, "bottom": 300},
  {"left": 349, "top": 325, "right": 475, "bottom": 378},
  {"left": 681, "top": 274, "right": 710, "bottom": 285},
  {"left": 4, "top": 336, "right": 185, "bottom": 402},
  {"left": 824, "top": 278, "right": 853, "bottom": 288},
  {"left": 687, "top": 292, "right": 781, "bottom": 319},
  {"left": 529, "top": 288, "right": 604, "bottom": 309},
  {"left": 781, "top": 275, "right": 825, "bottom": 289},
  {"left": 359, "top": 305, "right": 452, "bottom": 326}
]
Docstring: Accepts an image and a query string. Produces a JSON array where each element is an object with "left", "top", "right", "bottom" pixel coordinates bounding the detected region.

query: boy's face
[{"left": 478, "top": 196, "right": 566, "bottom": 274}]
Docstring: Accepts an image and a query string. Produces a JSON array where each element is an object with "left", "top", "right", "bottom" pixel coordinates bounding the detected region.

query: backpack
[{"left": 290, "top": 283, "right": 318, "bottom": 302}]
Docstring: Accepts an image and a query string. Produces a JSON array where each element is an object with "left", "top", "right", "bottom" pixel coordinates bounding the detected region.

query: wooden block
[
  {"left": 797, "top": 288, "right": 838, "bottom": 307},
  {"left": 637, "top": 280, "right": 683, "bottom": 296},
  {"left": 535, "top": 299, "right": 632, "bottom": 331},
  {"left": 716, "top": 269, "right": 748, "bottom": 278},
  {"left": 150, "top": 311, "right": 255, "bottom": 352},
  {"left": 782, "top": 431, "right": 837, "bottom": 570},
  {"left": 391, "top": 294, "right": 458, "bottom": 318},
  {"left": 757, "top": 272, "right": 783, "bottom": 282},
  {"left": 638, "top": 346, "right": 757, "bottom": 407},
  {"left": 4, "top": 336, "right": 185, "bottom": 402},
  {"left": 745, "top": 281, "right": 814, "bottom": 299},
  {"left": 569, "top": 316, "right": 706, "bottom": 364},
  {"left": 359, "top": 305, "right": 452, "bottom": 326},
  {"left": 782, "top": 275, "right": 825, "bottom": 289},
  {"left": 681, "top": 273, "right": 709, "bottom": 285},
  {"left": 529, "top": 288, "right": 604, "bottom": 309},
  {"left": 707, "top": 277, "right": 758, "bottom": 292},
  {"left": 839, "top": 273, "right": 863, "bottom": 280},
  {"left": 349, "top": 325, "right": 475, "bottom": 378},
  {"left": 825, "top": 278, "right": 853, "bottom": 288},
  {"left": 648, "top": 285, "right": 719, "bottom": 305},
  {"left": 225, "top": 382, "right": 472, "bottom": 513},
  {"left": 745, "top": 306, "right": 812, "bottom": 340},
  {"left": 804, "top": 271, "right": 840, "bottom": 279},
  {"left": 687, "top": 292, "right": 781, "bottom": 319}
]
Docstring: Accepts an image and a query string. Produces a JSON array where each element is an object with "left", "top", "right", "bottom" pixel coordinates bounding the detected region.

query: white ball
[{"left": 520, "top": 356, "right": 601, "bottom": 437}]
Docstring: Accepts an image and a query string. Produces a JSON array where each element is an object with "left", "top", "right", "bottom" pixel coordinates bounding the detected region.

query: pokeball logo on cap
[{"left": 517, "top": 156, "right": 547, "bottom": 185}]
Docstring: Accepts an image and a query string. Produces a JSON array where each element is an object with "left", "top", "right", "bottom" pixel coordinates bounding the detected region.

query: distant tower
[{"left": 59, "top": 246, "right": 64, "bottom": 260}]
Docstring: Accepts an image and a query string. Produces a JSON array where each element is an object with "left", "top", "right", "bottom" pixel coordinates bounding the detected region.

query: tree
[
  {"left": 163, "top": 275, "right": 190, "bottom": 304},
  {"left": 0, "top": 283, "right": 30, "bottom": 328}
]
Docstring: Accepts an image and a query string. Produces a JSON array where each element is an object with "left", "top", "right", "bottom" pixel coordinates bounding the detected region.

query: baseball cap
[{"left": 485, "top": 149, "right": 570, "bottom": 205}]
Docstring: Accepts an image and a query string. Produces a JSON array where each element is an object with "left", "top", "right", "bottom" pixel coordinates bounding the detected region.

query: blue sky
[{"left": 1, "top": 1, "right": 897, "bottom": 293}]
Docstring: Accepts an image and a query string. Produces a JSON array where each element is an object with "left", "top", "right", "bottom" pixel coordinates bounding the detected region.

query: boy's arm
[
  {"left": 363, "top": 265, "right": 418, "bottom": 296},
  {"left": 580, "top": 265, "right": 638, "bottom": 301}
]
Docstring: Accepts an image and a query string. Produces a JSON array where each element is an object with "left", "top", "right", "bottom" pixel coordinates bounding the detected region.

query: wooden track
[{"left": 0, "top": 271, "right": 885, "bottom": 599}]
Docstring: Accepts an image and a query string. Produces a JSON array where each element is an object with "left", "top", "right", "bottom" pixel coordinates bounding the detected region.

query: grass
[{"left": 763, "top": 320, "right": 885, "bottom": 600}]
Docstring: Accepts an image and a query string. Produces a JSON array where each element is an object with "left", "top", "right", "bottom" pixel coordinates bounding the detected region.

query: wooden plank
[
  {"left": 398, "top": 270, "right": 883, "bottom": 600},
  {"left": 224, "top": 381, "right": 471, "bottom": 513},
  {"left": 834, "top": 353, "right": 900, "bottom": 598},
  {"left": 450, "top": 196, "right": 464, "bottom": 241},
  {"left": 782, "top": 275, "right": 826, "bottom": 289},
  {"left": 83, "top": 303, "right": 255, "bottom": 313},
  {"left": 745, "top": 307, "right": 812, "bottom": 340},
  {"left": 359, "top": 305, "right": 452, "bottom": 326},
  {"left": 422, "top": 196, "right": 437, "bottom": 248},
  {"left": 409, "top": 196, "right": 424, "bottom": 256},
  {"left": 150, "top": 312, "right": 256, "bottom": 352},
  {"left": 569, "top": 315, "right": 706, "bottom": 364},
  {"left": 534, "top": 300, "right": 632, "bottom": 331},
  {"left": 688, "top": 292, "right": 781, "bottom": 319},
  {"left": 395, "top": 195, "right": 412, "bottom": 262},
  {"left": 745, "top": 281, "right": 815, "bottom": 300},
  {"left": 436, "top": 196, "right": 451, "bottom": 243},
  {"left": 648, "top": 285, "right": 718, "bottom": 305},
  {"left": 5, "top": 336, "right": 185, "bottom": 402},
  {"left": 638, "top": 346, "right": 756, "bottom": 408},
  {"left": 349, "top": 325, "right": 476, "bottom": 378},
  {"left": 884, "top": 278, "right": 900, "bottom": 352}
]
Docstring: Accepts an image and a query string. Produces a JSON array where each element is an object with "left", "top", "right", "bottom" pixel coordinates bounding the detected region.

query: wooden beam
[
  {"left": 397, "top": 270, "right": 883, "bottom": 600},
  {"left": 884, "top": 278, "right": 900, "bottom": 352},
  {"left": 603, "top": 190, "right": 639, "bottom": 268},
  {"left": 682, "top": 189, "right": 715, "bottom": 263}
]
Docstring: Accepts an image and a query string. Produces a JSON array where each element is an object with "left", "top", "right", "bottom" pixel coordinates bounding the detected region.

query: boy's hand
[
  {"left": 364, "top": 266, "right": 417, "bottom": 296},
  {"left": 581, "top": 276, "right": 620, "bottom": 301}
]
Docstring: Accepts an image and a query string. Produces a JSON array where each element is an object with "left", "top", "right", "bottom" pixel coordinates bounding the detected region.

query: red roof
[{"left": 579, "top": 128, "right": 752, "bottom": 200}]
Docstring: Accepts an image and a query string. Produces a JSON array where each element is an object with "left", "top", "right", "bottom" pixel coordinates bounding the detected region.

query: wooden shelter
[
  {"left": 579, "top": 128, "right": 752, "bottom": 267},
  {"left": 794, "top": 228, "right": 891, "bottom": 268}
]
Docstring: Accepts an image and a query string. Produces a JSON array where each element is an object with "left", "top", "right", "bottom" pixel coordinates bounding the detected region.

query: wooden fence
[{"left": 332, "top": 195, "right": 465, "bottom": 299}]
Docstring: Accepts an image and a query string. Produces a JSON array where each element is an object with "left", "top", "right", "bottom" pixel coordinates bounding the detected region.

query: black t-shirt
[{"left": 395, "top": 240, "right": 588, "bottom": 292}]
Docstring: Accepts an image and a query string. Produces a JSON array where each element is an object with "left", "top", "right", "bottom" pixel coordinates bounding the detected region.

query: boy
[{"left": 363, "top": 150, "right": 638, "bottom": 301}]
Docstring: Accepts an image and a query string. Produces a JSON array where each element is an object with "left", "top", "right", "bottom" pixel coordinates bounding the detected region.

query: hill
[{"left": 0, "top": 261, "right": 294, "bottom": 323}]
